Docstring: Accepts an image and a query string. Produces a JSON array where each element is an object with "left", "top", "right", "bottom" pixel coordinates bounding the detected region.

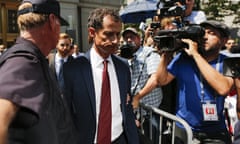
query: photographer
[
  {"left": 156, "top": 20, "right": 234, "bottom": 143},
  {"left": 122, "top": 27, "right": 163, "bottom": 144},
  {"left": 143, "top": 17, "right": 178, "bottom": 49},
  {"left": 182, "top": 0, "right": 206, "bottom": 24}
]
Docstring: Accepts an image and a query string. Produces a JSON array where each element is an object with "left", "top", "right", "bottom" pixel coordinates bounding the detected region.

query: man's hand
[
  {"left": 182, "top": 39, "right": 199, "bottom": 57},
  {"left": 132, "top": 94, "right": 141, "bottom": 109},
  {"left": 126, "top": 94, "right": 131, "bottom": 105}
]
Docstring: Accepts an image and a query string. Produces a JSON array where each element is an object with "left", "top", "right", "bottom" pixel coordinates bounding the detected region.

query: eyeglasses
[{"left": 60, "top": 43, "right": 70, "bottom": 47}]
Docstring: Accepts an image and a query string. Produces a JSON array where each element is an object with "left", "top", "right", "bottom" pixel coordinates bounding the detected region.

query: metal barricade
[{"left": 139, "top": 103, "right": 193, "bottom": 144}]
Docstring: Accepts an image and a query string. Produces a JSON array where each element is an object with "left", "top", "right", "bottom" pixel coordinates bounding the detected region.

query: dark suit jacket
[
  {"left": 63, "top": 51, "right": 139, "bottom": 144},
  {"left": 48, "top": 52, "right": 74, "bottom": 80}
]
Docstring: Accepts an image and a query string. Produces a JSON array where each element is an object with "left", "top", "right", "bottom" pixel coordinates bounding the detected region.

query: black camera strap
[{"left": 131, "top": 50, "right": 153, "bottom": 96}]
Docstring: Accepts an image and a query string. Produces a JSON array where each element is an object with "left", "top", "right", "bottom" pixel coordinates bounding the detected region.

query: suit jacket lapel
[
  {"left": 83, "top": 51, "right": 96, "bottom": 117},
  {"left": 113, "top": 57, "right": 125, "bottom": 103},
  {"left": 112, "top": 55, "right": 127, "bottom": 121}
]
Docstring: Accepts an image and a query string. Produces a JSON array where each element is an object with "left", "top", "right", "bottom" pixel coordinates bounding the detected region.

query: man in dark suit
[
  {"left": 63, "top": 8, "right": 139, "bottom": 144},
  {"left": 48, "top": 33, "right": 74, "bottom": 94}
]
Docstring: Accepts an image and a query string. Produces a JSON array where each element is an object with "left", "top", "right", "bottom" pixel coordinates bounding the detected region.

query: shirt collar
[
  {"left": 56, "top": 52, "right": 68, "bottom": 62},
  {"left": 90, "top": 48, "right": 113, "bottom": 67},
  {"left": 133, "top": 46, "right": 143, "bottom": 57}
]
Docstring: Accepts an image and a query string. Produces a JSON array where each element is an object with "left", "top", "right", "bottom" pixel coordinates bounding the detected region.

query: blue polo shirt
[{"left": 168, "top": 52, "right": 227, "bottom": 132}]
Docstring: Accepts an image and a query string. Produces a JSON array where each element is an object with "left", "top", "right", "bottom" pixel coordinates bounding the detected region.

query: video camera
[
  {"left": 150, "top": 22, "right": 161, "bottom": 29},
  {"left": 119, "top": 41, "right": 136, "bottom": 59},
  {"left": 138, "top": 0, "right": 205, "bottom": 52},
  {"left": 138, "top": 0, "right": 186, "bottom": 32},
  {"left": 153, "top": 25, "right": 205, "bottom": 51},
  {"left": 156, "top": 0, "right": 186, "bottom": 18}
]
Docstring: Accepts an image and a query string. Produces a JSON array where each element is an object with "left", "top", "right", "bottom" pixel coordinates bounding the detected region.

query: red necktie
[{"left": 97, "top": 60, "right": 112, "bottom": 144}]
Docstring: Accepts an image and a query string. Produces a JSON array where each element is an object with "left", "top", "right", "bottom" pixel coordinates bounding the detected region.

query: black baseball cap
[
  {"left": 17, "top": 0, "right": 69, "bottom": 26},
  {"left": 122, "top": 27, "right": 140, "bottom": 37},
  {"left": 200, "top": 20, "right": 230, "bottom": 38}
]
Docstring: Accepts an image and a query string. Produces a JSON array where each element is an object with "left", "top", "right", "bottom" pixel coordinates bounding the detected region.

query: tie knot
[
  {"left": 103, "top": 59, "right": 108, "bottom": 63},
  {"left": 103, "top": 59, "right": 108, "bottom": 66}
]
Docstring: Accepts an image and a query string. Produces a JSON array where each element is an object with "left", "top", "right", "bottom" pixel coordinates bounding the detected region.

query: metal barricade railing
[{"left": 139, "top": 103, "right": 193, "bottom": 144}]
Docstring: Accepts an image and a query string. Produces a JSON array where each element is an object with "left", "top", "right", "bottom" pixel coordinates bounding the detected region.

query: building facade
[
  {"left": 0, "top": 0, "right": 20, "bottom": 48},
  {"left": 60, "top": 0, "right": 123, "bottom": 52},
  {"left": 0, "top": 0, "right": 123, "bottom": 51},
  {"left": 1, "top": 0, "right": 239, "bottom": 51}
]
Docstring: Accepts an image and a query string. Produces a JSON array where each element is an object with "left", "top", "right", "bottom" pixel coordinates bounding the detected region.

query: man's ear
[
  {"left": 88, "top": 27, "right": 95, "bottom": 38},
  {"left": 48, "top": 14, "right": 59, "bottom": 30}
]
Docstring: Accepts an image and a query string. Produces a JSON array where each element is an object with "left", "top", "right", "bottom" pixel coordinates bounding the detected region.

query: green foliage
[{"left": 200, "top": 0, "right": 240, "bottom": 24}]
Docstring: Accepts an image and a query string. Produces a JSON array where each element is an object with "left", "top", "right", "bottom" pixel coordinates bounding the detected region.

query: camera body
[
  {"left": 159, "top": 5, "right": 185, "bottom": 18},
  {"left": 152, "top": 0, "right": 193, "bottom": 52},
  {"left": 153, "top": 25, "right": 205, "bottom": 51},
  {"left": 157, "top": 0, "right": 186, "bottom": 18},
  {"left": 119, "top": 42, "right": 136, "bottom": 59},
  {"left": 150, "top": 22, "right": 161, "bottom": 29}
]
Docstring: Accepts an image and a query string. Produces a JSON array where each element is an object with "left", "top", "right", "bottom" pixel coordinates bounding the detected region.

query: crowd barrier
[{"left": 138, "top": 103, "right": 193, "bottom": 144}]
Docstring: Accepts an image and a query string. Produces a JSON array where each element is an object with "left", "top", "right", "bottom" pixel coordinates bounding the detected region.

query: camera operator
[
  {"left": 161, "top": 0, "right": 206, "bottom": 24},
  {"left": 156, "top": 20, "right": 234, "bottom": 144},
  {"left": 122, "top": 27, "right": 163, "bottom": 144},
  {"left": 142, "top": 17, "right": 161, "bottom": 48},
  {"left": 143, "top": 25, "right": 156, "bottom": 47},
  {"left": 143, "top": 17, "right": 178, "bottom": 49}
]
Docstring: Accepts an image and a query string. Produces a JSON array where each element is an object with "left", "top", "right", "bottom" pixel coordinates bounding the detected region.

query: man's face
[
  {"left": 186, "top": 0, "right": 194, "bottom": 6},
  {"left": 202, "top": 26, "right": 226, "bottom": 55},
  {"left": 122, "top": 32, "right": 141, "bottom": 50},
  {"left": 184, "top": 0, "right": 194, "bottom": 16},
  {"left": 56, "top": 38, "right": 72, "bottom": 57},
  {"left": 91, "top": 15, "right": 122, "bottom": 58},
  {"left": 225, "top": 39, "right": 236, "bottom": 50},
  {"left": 73, "top": 45, "right": 79, "bottom": 53}
]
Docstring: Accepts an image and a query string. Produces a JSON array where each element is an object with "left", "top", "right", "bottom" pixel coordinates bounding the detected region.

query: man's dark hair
[
  {"left": 87, "top": 8, "right": 122, "bottom": 44},
  {"left": 87, "top": 8, "right": 122, "bottom": 31}
]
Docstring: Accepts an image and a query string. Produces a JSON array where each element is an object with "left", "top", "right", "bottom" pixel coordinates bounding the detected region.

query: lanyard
[
  {"left": 200, "top": 56, "right": 221, "bottom": 102},
  {"left": 131, "top": 51, "right": 152, "bottom": 95}
]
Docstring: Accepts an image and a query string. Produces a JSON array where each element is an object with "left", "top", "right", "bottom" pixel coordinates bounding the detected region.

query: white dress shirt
[
  {"left": 55, "top": 53, "right": 68, "bottom": 77},
  {"left": 90, "top": 48, "right": 123, "bottom": 143}
]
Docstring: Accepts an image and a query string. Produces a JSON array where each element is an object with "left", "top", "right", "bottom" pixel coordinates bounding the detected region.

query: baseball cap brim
[
  {"left": 58, "top": 17, "right": 69, "bottom": 26},
  {"left": 18, "top": 0, "right": 69, "bottom": 26},
  {"left": 200, "top": 20, "right": 229, "bottom": 38},
  {"left": 122, "top": 27, "right": 139, "bottom": 37}
]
